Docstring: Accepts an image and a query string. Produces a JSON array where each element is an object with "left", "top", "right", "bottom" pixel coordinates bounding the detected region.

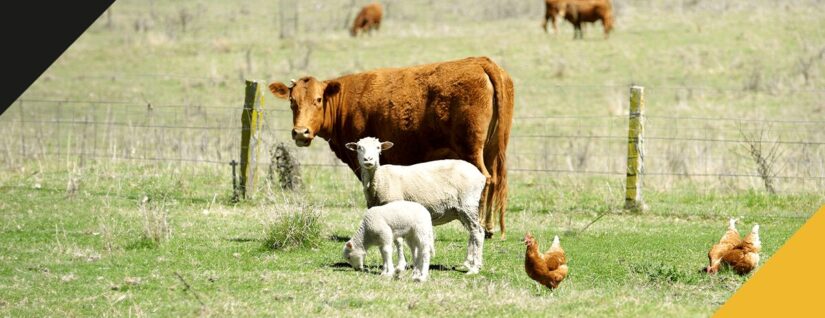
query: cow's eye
[{"left": 315, "top": 97, "right": 322, "bottom": 104}]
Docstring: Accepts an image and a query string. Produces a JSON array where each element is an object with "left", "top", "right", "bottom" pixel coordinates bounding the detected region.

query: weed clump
[
  {"left": 137, "top": 195, "right": 170, "bottom": 247},
  {"left": 631, "top": 262, "right": 701, "bottom": 285},
  {"left": 263, "top": 202, "right": 322, "bottom": 251}
]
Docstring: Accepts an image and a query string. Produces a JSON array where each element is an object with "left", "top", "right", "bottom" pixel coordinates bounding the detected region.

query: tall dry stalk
[{"left": 737, "top": 124, "right": 784, "bottom": 194}]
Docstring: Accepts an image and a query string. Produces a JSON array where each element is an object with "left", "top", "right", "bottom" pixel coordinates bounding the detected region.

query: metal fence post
[
  {"left": 240, "top": 80, "right": 264, "bottom": 199},
  {"left": 625, "top": 85, "right": 648, "bottom": 212}
]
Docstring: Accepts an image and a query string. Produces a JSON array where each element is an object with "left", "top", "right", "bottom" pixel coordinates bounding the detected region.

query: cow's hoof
[{"left": 484, "top": 230, "right": 494, "bottom": 239}]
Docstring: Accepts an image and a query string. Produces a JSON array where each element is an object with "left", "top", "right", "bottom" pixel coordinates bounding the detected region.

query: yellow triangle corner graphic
[{"left": 714, "top": 204, "right": 825, "bottom": 317}]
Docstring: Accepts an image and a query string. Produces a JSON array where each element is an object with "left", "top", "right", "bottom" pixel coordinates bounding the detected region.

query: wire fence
[{"left": 3, "top": 83, "right": 825, "bottom": 192}]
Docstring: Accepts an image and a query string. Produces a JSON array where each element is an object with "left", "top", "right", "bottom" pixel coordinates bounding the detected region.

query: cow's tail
[{"left": 478, "top": 57, "right": 514, "bottom": 239}]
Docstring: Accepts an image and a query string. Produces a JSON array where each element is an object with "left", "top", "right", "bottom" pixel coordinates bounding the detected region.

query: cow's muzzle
[{"left": 292, "top": 127, "right": 313, "bottom": 147}]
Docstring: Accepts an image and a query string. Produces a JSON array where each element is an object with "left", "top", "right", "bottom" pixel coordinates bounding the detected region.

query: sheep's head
[
  {"left": 345, "top": 137, "right": 394, "bottom": 171},
  {"left": 343, "top": 241, "right": 366, "bottom": 270}
]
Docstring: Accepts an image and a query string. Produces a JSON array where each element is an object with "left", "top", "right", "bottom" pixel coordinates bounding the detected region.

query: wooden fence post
[
  {"left": 240, "top": 80, "right": 265, "bottom": 199},
  {"left": 625, "top": 85, "right": 648, "bottom": 212}
]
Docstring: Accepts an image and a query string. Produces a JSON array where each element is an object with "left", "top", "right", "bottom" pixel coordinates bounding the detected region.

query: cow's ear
[
  {"left": 380, "top": 141, "right": 394, "bottom": 151},
  {"left": 345, "top": 142, "right": 358, "bottom": 151},
  {"left": 324, "top": 81, "right": 341, "bottom": 98},
  {"left": 269, "top": 82, "right": 290, "bottom": 99}
]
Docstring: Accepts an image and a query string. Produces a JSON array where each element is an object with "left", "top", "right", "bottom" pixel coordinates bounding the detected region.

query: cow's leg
[
  {"left": 542, "top": 11, "right": 551, "bottom": 33},
  {"left": 483, "top": 170, "right": 497, "bottom": 237},
  {"left": 602, "top": 18, "right": 611, "bottom": 39},
  {"left": 552, "top": 17, "right": 559, "bottom": 34}
]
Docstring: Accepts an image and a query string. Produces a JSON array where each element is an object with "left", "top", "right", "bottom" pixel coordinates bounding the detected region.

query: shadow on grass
[
  {"left": 329, "top": 262, "right": 467, "bottom": 273},
  {"left": 226, "top": 237, "right": 261, "bottom": 243},
  {"left": 329, "top": 234, "right": 350, "bottom": 242}
]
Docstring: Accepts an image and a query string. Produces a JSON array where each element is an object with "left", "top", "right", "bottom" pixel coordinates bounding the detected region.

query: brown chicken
[
  {"left": 524, "top": 232, "right": 569, "bottom": 289},
  {"left": 704, "top": 218, "right": 762, "bottom": 275}
]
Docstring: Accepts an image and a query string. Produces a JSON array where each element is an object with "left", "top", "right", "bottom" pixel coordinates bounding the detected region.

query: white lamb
[
  {"left": 343, "top": 200, "right": 435, "bottom": 282},
  {"left": 345, "top": 137, "right": 486, "bottom": 274}
]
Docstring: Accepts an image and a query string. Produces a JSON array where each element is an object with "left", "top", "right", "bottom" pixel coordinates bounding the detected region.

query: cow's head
[{"left": 269, "top": 77, "right": 340, "bottom": 147}]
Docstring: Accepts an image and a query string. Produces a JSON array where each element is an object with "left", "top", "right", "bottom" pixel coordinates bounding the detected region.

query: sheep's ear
[
  {"left": 345, "top": 241, "right": 353, "bottom": 249},
  {"left": 345, "top": 142, "right": 358, "bottom": 151},
  {"left": 268, "top": 82, "right": 290, "bottom": 99},
  {"left": 380, "top": 141, "right": 394, "bottom": 151}
]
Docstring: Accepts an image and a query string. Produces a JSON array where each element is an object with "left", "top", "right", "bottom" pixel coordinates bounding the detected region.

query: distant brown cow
[
  {"left": 562, "top": 0, "right": 614, "bottom": 39},
  {"left": 268, "top": 57, "right": 514, "bottom": 239},
  {"left": 350, "top": 3, "right": 383, "bottom": 37},
  {"left": 541, "top": 0, "right": 566, "bottom": 34}
]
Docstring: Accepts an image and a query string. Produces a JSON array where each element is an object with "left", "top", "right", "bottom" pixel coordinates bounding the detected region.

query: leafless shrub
[
  {"left": 743, "top": 67, "right": 763, "bottom": 92},
  {"left": 567, "top": 137, "right": 591, "bottom": 171},
  {"left": 287, "top": 42, "right": 315, "bottom": 72},
  {"left": 797, "top": 45, "right": 825, "bottom": 86},
  {"left": 738, "top": 124, "right": 784, "bottom": 194},
  {"left": 66, "top": 165, "right": 81, "bottom": 199},
  {"left": 269, "top": 143, "right": 302, "bottom": 191},
  {"left": 178, "top": 8, "right": 191, "bottom": 33},
  {"left": 666, "top": 144, "right": 689, "bottom": 177}
]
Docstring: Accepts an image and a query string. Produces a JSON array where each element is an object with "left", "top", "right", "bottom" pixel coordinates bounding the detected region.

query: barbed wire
[
  {"left": 15, "top": 96, "right": 825, "bottom": 126},
  {"left": 12, "top": 151, "right": 825, "bottom": 181},
  {"left": 645, "top": 136, "right": 825, "bottom": 146},
  {"left": 646, "top": 115, "right": 825, "bottom": 125},
  {"left": 9, "top": 119, "right": 292, "bottom": 132},
  {"left": 15, "top": 120, "right": 821, "bottom": 146},
  {"left": 16, "top": 98, "right": 291, "bottom": 112}
]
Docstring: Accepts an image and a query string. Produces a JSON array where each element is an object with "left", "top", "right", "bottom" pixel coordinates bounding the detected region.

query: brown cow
[
  {"left": 268, "top": 57, "right": 514, "bottom": 239},
  {"left": 541, "top": 0, "right": 566, "bottom": 34},
  {"left": 350, "top": 3, "right": 383, "bottom": 37},
  {"left": 561, "top": 0, "right": 614, "bottom": 39}
]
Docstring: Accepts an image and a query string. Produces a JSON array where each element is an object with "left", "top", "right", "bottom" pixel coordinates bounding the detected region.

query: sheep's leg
[
  {"left": 458, "top": 209, "right": 484, "bottom": 274},
  {"left": 380, "top": 244, "right": 395, "bottom": 277},
  {"left": 395, "top": 237, "right": 407, "bottom": 272},
  {"left": 413, "top": 245, "right": 431, "bottom": 282},
  {"left": 410, "top": 246, "right": 421, "bottom": 281},
  {"left": 457, "top": 213, "right": 475, "bottom": 270},
  {"left": 464, "top": 150, "right": 493, "bottom": 238}
]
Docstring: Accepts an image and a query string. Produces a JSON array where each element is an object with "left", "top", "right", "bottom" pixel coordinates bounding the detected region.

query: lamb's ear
[
  {"left": 380, "top": 141, "right": 394, "bottom": 151},
  {"left": 345, "top": 142, "right": 358, "bottom": 151},
  {"left": 269, "top": 82, "right": 290, "bottom": 99},
  {"left": 324, "top": 81, "right": 341, "bottom": 98},
  {"left": 345, "top": 241, "right": 353, "bottom": 249}
]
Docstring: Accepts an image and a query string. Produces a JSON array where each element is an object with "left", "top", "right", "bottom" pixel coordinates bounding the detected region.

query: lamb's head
[
  {"left": 345, "top": 137, "right": 394, "bottom": 171},
  {"left": 343, "top": 241, "right": 366, "bottom": 270}
]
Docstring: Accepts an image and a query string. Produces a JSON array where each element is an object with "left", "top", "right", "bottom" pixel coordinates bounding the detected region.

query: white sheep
[
  {"left": 343, "top": 200, "right": 435, "bottom": 282},
  {"left": 345, "top": 137, "right": 486, "bottom": 274}
]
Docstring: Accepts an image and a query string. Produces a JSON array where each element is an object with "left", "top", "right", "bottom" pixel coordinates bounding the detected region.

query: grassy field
[
  {"left": 0, "top": 163, "right": 820, "bottom": 317},
  {"left": 2, "top": 0, "right": 825, "bottom": 316}
]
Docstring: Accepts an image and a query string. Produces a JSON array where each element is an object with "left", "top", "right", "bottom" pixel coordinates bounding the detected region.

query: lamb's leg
[
  {"left": 413, "top": 244, "right": 431, "bottom": 282},
  {"left": 380, "top": 244, "right": 395, "bottom": 278},
  {"left": 395, "top": 237, "right": 407, "bottom": 272},
  {"left": 410, "top": 246, "right": 421, "bottom": 281}
]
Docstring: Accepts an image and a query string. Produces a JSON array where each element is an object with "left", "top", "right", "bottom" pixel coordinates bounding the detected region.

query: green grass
[
  {"left": 0, "top": 163, "right": 821, "bottom": 316},
  {"left": 2, "top": 0, "right": 825, "bottom": 316}
]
